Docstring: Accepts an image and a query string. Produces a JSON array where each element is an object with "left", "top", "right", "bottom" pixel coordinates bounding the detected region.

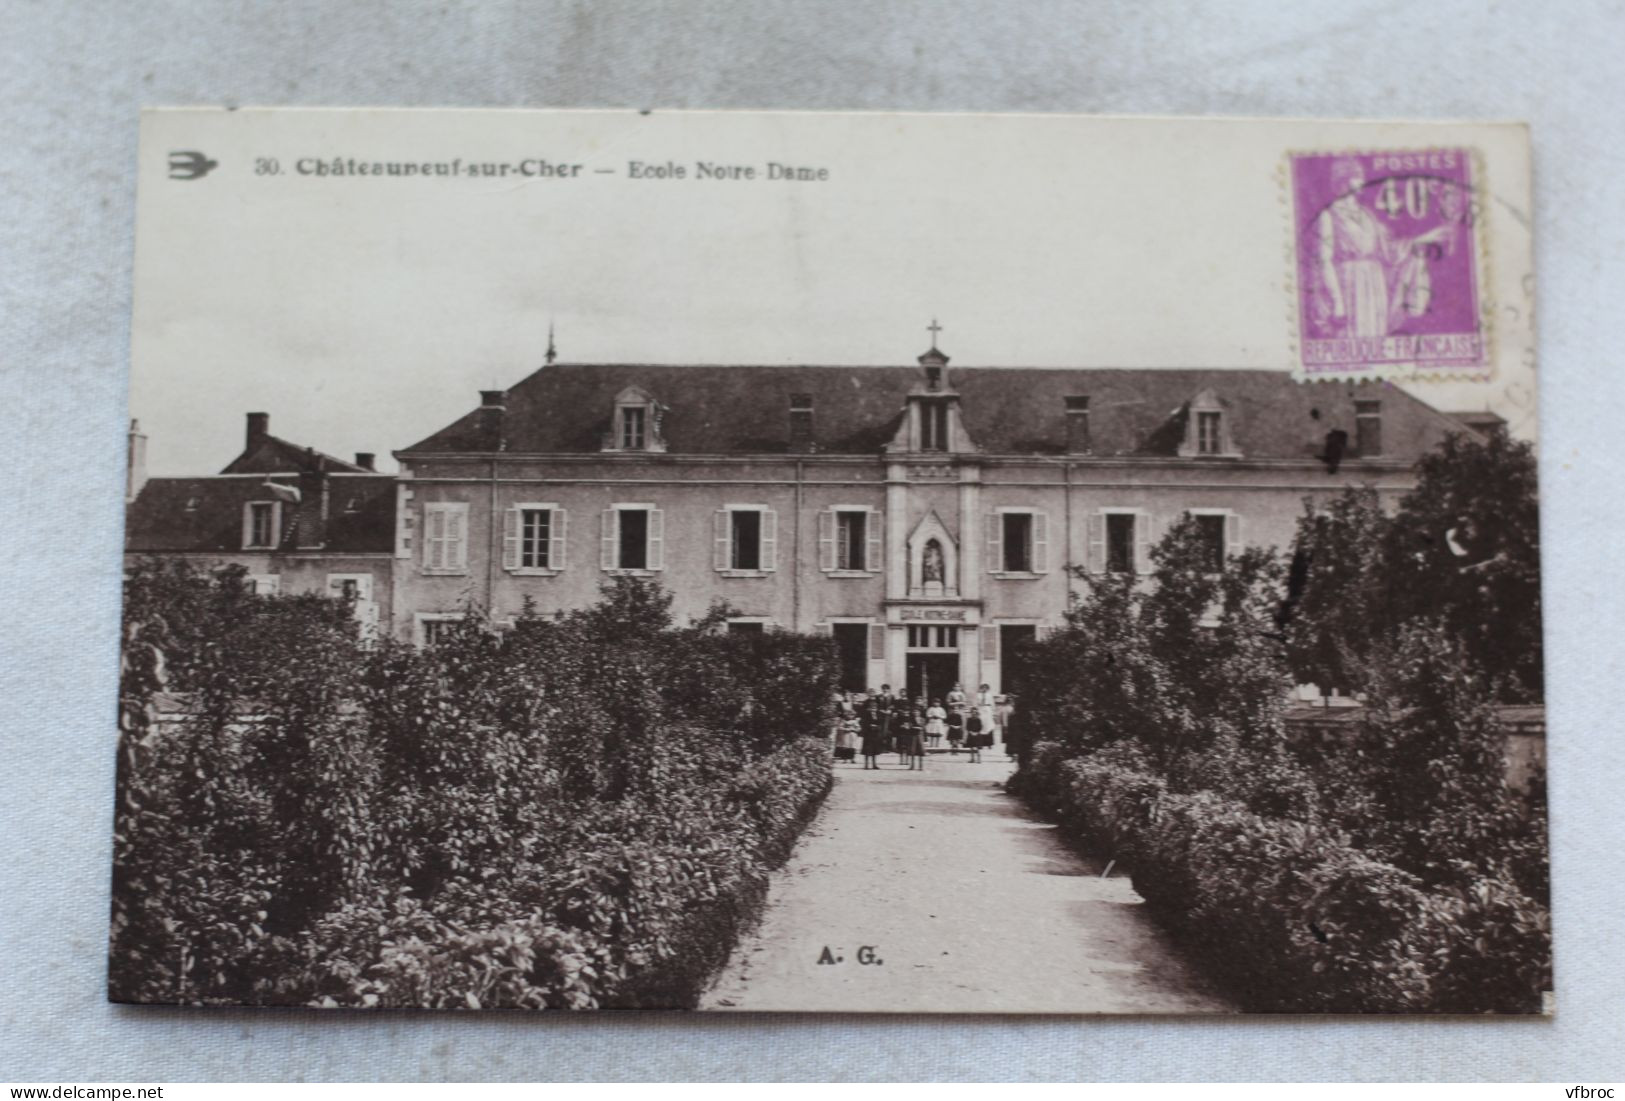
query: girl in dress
[
  {"left": 965, "top": 709, "right": 985, "bottom": 763},
  {"left": 945, "top": 708, "right": 965, "bottom": 755},
  {"left": 925, "top": 699, "right": 947, "bottom": 748},
  {"left": 834, "top": 705, "right": 859, "bottom": 763}
]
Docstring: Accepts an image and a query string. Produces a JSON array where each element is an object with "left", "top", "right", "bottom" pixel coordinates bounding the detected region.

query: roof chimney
[
  {"left": 1065, "top": 396, "right": 1091, "bottom": 455},
  {"left": 246, "top": 412, "right": 269, "bottom": 448},
  {"left": 126, "top": 419, "right": 148, "bottom": 502},
  {"left": 295, "top": 466, "right": 330, "bottom": 549},
  {"left": 478, "top": 390, "right": 507, "bottom": 452},
  {"left": 789, "top": 393, "right": 815, "bottom": 453},
  {"left": 354, "top": 452, "right": 376, "bottom": 471}
]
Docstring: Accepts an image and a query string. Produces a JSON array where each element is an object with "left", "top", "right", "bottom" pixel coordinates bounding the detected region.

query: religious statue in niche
[{"left": 922, "top": 539, "right": 945, "bottom": 586}]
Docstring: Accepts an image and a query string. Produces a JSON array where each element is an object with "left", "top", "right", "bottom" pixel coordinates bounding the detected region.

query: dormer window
[
  {"left": 620, "top": 406, "right": 646, "bottom": 450},
  {"left": 1197, "top": 411, "right": 1222, "bottom": 455},
  {"left": 1178, "top": 389, "right": 1240, "bottom": 458},
  {"left": 242, "top": 500, "right": 282, "bottom": 549},
  {"left": 605, "top": 386, "right": 665, "bottom": 453}
]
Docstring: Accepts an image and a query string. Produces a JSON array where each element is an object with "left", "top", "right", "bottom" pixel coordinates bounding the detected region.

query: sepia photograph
[{"left": 112, "top": 108, "right": 1548, "bottom": 1015}]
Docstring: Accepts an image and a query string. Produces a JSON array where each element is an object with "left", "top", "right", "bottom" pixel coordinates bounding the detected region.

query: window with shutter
[
  {"left": 1106, "top": 513, "right": 1136, "bottom": 574},
  {"left": 713, "top": 509, "right": 731, "bottom": 571},
  {"left": 981, "top": 625, "right": 1000, "bottom": 662},
  {"left": 759, "top": 509, "right": 777, "bottom": 572},
  {"left": 868, "top": 622, "right": 886, "bottom": 662},
  {"left": 521, "top": 508, "right": 552, "bottom": 569},
  {"left": 550, "top": 509, "right": 568, "bottom": 570},
  {"left": 422, "top": 503, "right": 469, "bottom": 574},
  {"left": 1086, "top": 511, "right": 1106, "bottom": 574},
  {"left": 1135, "top": 512, "right": 1152, "bottom": 574},
  {"left": 835, "top": 510, "right": 869, "bottom": 571},
  {"left": 985, "top": 513, "right": 1001, "bottom": 574},
  {"left": 730, "top": 509, "right": 761, "bottom": 570},
  {"left": 818, "top": 510, "right": 836, "bottom": 572},
  {"left": 1031, "top": 512, "right": 1049, "bottom": 573},
  {"left": 647, "top": 508, "right": 664, "bottom": 571},
  {"left": 600, "top": 508, "right": 618, "bottom": 570},
  {"left": 1193, "top": 512, "right": 1227, "bottom": 573}
]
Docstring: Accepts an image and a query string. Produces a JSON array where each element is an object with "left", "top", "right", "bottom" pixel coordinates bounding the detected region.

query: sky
[{"left": 130, "top": 109, "right": 1538, "bottom": 475}]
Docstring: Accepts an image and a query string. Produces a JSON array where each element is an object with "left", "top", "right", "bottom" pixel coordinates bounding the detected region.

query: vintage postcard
[{"left": 115, "top": 109, "right": 1545, "bottom": 1014}]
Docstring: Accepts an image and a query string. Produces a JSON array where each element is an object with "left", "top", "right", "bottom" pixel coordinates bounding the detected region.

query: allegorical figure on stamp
[{"left": 1315, "top": 157, "right": 1455, "bottom": 338}]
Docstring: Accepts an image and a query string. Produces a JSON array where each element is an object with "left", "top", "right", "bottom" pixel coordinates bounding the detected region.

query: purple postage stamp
[{"left": 1290, "top": 149, "right": 1485, "bottom": 376}]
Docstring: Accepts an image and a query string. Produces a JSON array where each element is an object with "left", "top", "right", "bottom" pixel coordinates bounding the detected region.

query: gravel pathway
[{"left": 702, "top": 753, "right": 1232, "bottom": 1014}]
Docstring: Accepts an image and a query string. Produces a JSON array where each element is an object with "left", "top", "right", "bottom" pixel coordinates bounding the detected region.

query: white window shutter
[
  {"left": 986, "top": 513, "right": 1001, "bottom": 573},
  {"left": 1032, "top": 512, "right": 1050, "bottom": 573},
  {"left": 761, "top": 509, "right": 778, "bottom": 571},
  {"left": 648, "top": 508, "right": 665, "bottom": 570},
  {"left": 868, "top": 623, "right": 886, "bottom": 660},
  {"left": 818, "top": 509, "right": 835, "bottom": 572},
  {"left": 423, "top": 507, "right": 444, "bottom": 570},
  {"left": 242, "top": 503, "right": 254, "bottom": 549},
  {"left": 551, "top": 508, "right": 568, "bottom": 569},
  {"left": 714, "top": 509, "right": 731, "bottom": 571},
  {"left": 1086, "top": 511, "right": 1105, "bottom": 574},
  {"left": 982, "top": 624, "right": 1000, "bottom": 662},
  {"left": 1226, "top": 512, "right": 1243, "bottom": 561},
  {"left": 866, "top": 511, "right": 882, "bottom": 572},
  {"left": 448, "top": 506, "right": 468, "bottom": 570},
  {"left": 601, "top": 508, "right": 617, "bottom": 569},
  {"left": 1135, "top": 511, "right": 1153, "bottom": 574},
  {"left": 502, "top": 507, "right": 520, "bottom": 570}
]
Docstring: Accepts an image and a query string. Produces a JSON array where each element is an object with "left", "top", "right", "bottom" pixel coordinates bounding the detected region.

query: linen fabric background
[{"left": 1, "top": 0, "right": 1621, "bottom": 1081}]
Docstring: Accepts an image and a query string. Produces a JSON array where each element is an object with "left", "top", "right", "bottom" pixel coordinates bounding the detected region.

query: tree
[{"left": 1385, "top": 431, "right": 1543, "bottom": 701}]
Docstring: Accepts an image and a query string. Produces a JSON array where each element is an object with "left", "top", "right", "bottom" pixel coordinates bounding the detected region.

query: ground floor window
[{"left": 417, "top": 615, "right": 460, "bottom": 648}]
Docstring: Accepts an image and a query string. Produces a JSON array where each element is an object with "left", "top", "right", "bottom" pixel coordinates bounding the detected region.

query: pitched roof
[
  {"left": 401, "top": 362, "right": 1470, "bottom": 463},
  {"left": 222, "top": 435, "right": 368, "bottom": 475},
  {"left": 124, "top": 475, "right": 396, "bottom": 554}
]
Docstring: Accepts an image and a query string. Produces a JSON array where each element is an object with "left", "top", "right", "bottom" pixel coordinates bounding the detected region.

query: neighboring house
[
  {"left": 124, "top": 413, "right": 396, "bottom": 634},
  {"left": 390, "top": 338, "right": 1478, "bottom": 697}
]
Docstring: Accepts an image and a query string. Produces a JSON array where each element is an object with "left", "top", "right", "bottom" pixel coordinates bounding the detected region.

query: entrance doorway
[
  {"left": 999, "top": 624, "right": 1039, "bottom": 700},
  {"left": 831, "top": 623, "right": 870, "bottom": 693},
  {"left": 906, "top": 652, "right": 959, "bottom": 703}
]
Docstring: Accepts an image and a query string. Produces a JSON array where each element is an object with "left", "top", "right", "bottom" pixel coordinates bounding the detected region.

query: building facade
[
  {"left": 124, "top": 413, "right": 398, "bottom": 633},
  {"left": 384, "top": 342, "right": 1474, "bottom": 699}
]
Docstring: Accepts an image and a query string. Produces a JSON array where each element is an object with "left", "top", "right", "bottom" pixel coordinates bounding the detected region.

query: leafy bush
[
  {"left": 1007, "top": 432, "right": 1551, "bottom": 1013},
  {"left": 112, "top": 565, "right": 837, "bottom": 1009},
  {"left": 1022, "top": 751, "right": 1547, "bottom": 1013}
]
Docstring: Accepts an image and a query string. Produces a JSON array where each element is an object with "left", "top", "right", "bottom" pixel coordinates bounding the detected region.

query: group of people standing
[{"left": 829, "top": 683, "right": 1015, "bottom": 771}]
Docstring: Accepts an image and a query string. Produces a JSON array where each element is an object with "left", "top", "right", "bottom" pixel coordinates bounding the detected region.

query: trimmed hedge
[
  {"left": 112, "top": 564, "right": 838, "bottom": 1010},
  {"left": 1013, "top": 742, "right": 1551, "bottom": 1013}
]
